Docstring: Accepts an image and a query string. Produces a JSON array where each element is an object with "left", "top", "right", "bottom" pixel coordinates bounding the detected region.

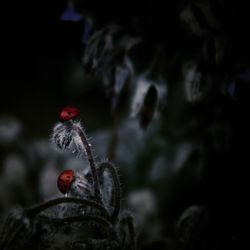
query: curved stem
[
  {"left": 40, "top": 214, "right": 114, "bottom": 235},
  {"left": 121, "top": 212, "right": 136, "bottom": 250},
  {"left": 25, "top": 197, "right": 108, "bottom": 218},
  {"left": 126, "top": 214, "right": 136, "bottom": 250},
  {"left": 72, "top": 125, "right": 102, "bottom": 203},
  {"left": 98, "top": 161, "right": 121, "bottom": 222},
  {"left": 1, "top": 223, "right": 26, "bottom": 250}
]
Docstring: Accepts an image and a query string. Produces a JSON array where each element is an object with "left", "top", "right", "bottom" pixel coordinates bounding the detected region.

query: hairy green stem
[
  {"left": 40, "top": 214, "right": 114, "bottom": 236},
  {"left": 72, "top": 125, "right": 102, "bottom": 204},
  {"left": 25, "top": 197, "right": 107, "bottom": 218}
]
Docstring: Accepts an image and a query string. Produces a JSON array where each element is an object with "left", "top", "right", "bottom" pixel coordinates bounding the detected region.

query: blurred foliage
[{"left": 0, "top": 0, "right": 250, "bottom": 249}]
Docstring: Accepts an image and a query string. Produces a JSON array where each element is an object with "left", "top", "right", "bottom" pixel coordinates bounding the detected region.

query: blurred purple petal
[
  {"left": 60, "top": 7, "right": 83, "bottom": 22},
  {"left": 81, "top": 18, "right": 93, "bottom": 44}
]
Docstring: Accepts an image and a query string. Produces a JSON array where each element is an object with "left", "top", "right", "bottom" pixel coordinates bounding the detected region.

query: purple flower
[{"left": 60, "top": 6, "right": 83, "bottom": 22}]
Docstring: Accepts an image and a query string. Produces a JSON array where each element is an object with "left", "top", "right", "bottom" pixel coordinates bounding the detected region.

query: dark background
[{"left": 1, "top": 0, "right": 249, "bottom": 249}]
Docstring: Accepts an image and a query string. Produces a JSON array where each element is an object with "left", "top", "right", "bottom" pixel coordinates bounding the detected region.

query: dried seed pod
[
  {"left": 131, "top": 76, "right": 166, "bottom": 129},
  {"left": 139, "top": 85, "right": 158, "bottom": 129}
]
